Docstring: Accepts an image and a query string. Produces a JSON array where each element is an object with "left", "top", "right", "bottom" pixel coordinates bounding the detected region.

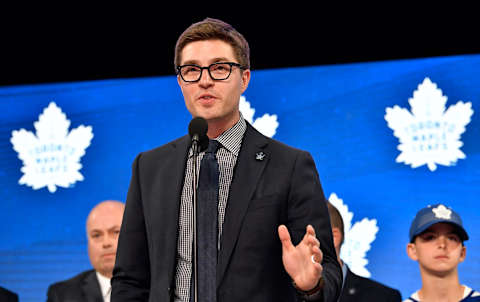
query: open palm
[{"left": 278, "top": 224, "right": 323, "bottom": 291}]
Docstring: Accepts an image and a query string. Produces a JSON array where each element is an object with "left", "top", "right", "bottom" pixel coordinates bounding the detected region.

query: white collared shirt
[
  {"left": 96, "top": 272, "right": 112, "bottom": 302},
  {"left": 174, "top": 114, "right": 247, "bottom": 301},
  {"left": 404, "top": 285, "right": 480, "bottom": 302}
]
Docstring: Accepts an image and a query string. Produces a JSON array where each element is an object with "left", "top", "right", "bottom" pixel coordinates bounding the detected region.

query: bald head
[
  {"left": 86, "top": 200, "right": 125, "bottom": 278},
  {"left": 86, "top": 200, "right": 125, "bottom": 229}
]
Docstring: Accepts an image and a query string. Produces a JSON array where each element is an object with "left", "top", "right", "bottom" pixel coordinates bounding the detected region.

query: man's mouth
[
  {"left": 102, "top": 252, "right": 116, "bottom": 258},
  {"left": 198, "top": 94, "right": 217, "bottom": 105}
]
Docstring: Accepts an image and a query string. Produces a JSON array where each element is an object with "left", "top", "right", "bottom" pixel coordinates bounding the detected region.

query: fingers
[
  {"left": 304, "top": 225, "right": 320, "bottom": 247},
  {"left": 305, "top": 225, "right": 323, "bottom": 264},
  {"left": 280, "top": 224, "right": 323, "bottom": 263},
  {"left": 278, "top": 225, "right": 294, "bottom": 252},
  {"left": 306, "top": 224, "right": 316, "bottom": 236},
  {"left": 311, "top": 245, "right": 323, "bottom": 264}
]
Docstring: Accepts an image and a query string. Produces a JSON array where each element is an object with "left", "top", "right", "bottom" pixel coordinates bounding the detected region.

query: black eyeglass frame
[{"left": 176, "top": 62, "right": 246, "bottom": 82}]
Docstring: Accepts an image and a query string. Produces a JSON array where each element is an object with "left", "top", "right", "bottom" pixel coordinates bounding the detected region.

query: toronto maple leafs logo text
[
  {"left": 385, "top": 77, "right": 473, "bottom": 171},
  {"left": 10, "top": 102, "right": 93, "bottom": 193}
]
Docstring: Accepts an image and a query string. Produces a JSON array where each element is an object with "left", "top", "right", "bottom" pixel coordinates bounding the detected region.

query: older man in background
[{"left": 47, "top": 200, "right": 125, "bottom": 302}]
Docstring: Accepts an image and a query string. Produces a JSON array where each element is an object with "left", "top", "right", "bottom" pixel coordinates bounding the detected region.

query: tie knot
[{"left": 206, "top": 140, "right": 220, "bottom": 154}]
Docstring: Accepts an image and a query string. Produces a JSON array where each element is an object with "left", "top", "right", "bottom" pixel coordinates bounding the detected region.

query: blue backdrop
[{"left": 0, "top": 54, "right": 478, "bottom": 301}]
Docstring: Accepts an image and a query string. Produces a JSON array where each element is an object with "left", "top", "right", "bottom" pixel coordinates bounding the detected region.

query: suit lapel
[
  {"left": 217, "top": 124, "right": 269, "bottom": 286},
  {"left": 340, "top": 268, "right": 357, "bottom": 302},
  {"left": 159, "top": 135, "right": 191, "bottom": 284},
  {"left": 81, "top": 271, "right": 103, "bottom": 302}
]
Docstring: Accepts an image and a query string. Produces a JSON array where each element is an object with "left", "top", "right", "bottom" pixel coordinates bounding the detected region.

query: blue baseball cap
[{"left": 409, "top": 204, "right": 469, "bottom": 242}]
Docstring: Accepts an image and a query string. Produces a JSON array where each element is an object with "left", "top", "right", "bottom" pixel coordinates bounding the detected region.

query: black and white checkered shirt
[{"left": 174, "top": 115, "right": 247, "bottom": 302}]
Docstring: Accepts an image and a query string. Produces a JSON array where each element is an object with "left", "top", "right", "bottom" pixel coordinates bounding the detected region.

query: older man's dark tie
[{"left": 196, "top": 139, "right": 220, "bottom": 302}]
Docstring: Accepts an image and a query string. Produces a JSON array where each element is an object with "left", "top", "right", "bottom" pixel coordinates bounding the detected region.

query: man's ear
[
  {"left": 407, "top": 243, "right": 418, "bottom": 261},
  {"left": 241, "top": 69, "right": 251, "bottom": 93},
  {"left": 459, "top": 245, "right": 467, "bottom": 263}
]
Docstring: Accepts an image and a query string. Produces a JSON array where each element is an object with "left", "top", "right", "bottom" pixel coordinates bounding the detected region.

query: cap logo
[{"left": 432, "top": 204, "right": 452, "bottom": 219}]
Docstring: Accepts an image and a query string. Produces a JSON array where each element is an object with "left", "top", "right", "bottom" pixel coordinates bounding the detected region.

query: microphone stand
[{"left": 191, "top": 134, "right": 200, "bottom": 302}]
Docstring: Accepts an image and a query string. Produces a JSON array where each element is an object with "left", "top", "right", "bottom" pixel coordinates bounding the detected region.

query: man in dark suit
[
  {"left": 0, "top": 286, "right": 18, "bottom": 302},
  {"left": 47, "top": 200, "right": 125, "bottom": 302},
  {"left": 111, "top": 17, "right": 342, "bottom": 302},
  {"left": 326, "top": 202, "right": 402, "bottom": 302}
]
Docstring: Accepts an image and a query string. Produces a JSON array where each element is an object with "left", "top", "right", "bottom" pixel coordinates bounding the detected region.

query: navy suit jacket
[
  {"left": 0, "top": 286, "right": 18, "bottom": 302},
  {"left": 112, "top": 122, "right": 342, "bottom": 301},
  {"left": 46, "top": 270, "right": 103, "bottom": 302},
  {"left": 339, "top": 268, "right": 401, "bottom": 302}
]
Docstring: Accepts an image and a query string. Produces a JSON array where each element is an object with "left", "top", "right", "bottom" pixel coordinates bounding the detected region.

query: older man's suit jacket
[
  {"left": 47, "top": 270, "right": 103, "bottom": 302},
  {"left": 112, "top": 123, "right": 342, "bottom": 301},
  {"left": 0, "top": 286, "right": 18, "bottom": 302},
  {"left": 339, "top": 267, "right": 401, "bottom": 302}
]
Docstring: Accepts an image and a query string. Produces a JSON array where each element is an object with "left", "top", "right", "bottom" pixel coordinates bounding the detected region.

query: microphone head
[{"left": 188, "top": 117, "right": 209, "bottom": 151}]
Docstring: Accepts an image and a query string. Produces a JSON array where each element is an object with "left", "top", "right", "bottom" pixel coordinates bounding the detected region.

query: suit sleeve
[
  {"left": 287, "top": 150, "right": 342, "bottom": 302},
  {"left": 1, "top": 288, "right": 19, "bottom": 302},
  {"left": 46, "top": 284, "right": 59, "bottom": 302},
  {"left": 111, "top": 153, "right": 151, "bottom": 301},
  {"left": 389, "top": 289, "right": 402, "bottom": 302}
]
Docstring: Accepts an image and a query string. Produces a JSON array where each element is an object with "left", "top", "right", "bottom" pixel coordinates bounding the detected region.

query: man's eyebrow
[
  {"left": 181, "top": 57, "right": 231, "bottom": 66},
  {"left": 447, "top": 232, "right": 460, "bottom": 236},
  {"left": 419, "top": 230, "right": 435, "bottom": 236}
]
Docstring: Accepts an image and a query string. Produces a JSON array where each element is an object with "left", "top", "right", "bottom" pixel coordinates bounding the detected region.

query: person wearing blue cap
[{"left": 404, "top": 204, "right": 479, "bottom": 302}]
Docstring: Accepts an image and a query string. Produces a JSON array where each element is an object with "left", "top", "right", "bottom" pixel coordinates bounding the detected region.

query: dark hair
[
  {"left": 327, "top": 202, "right": 345, "bottom": 245},
  {"left": 174, "top": 17, "right": 250, "bottom": 70}
]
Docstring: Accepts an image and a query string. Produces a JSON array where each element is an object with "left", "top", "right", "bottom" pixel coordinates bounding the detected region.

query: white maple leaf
[
  {"left": 239, "top": 95, "right": 279, "bottom": 137},
  {"left": 432, "top": 204, "right": 452, "bottom": 219},
  {"left": 385, "top": 77, "right": 473, "bottom": 171},
  {"left": 328, "top": 193, "right": 379, "bottom": 278},
  {"left": 10, "top": 102, "right": 93, "bottom": 193}
]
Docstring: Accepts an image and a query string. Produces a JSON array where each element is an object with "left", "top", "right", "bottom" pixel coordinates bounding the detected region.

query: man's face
[
  {"left": 177, "top": 39, "right": 250, "bottom": 132},
  {"left": 87, "top": 202, "right": 124, "bottom": 278},
  {"left": 407, "top": 222, "right": 466, "bottom": 276}
]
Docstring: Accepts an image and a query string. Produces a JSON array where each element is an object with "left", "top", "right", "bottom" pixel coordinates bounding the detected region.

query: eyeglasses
[{"left": 176, "top": 62, "right": 245, "bottom": 82}]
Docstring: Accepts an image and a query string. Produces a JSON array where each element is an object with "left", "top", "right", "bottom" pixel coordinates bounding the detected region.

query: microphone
[
  {"left": 188, "top": 117, "right": 209, "bottom": 153},
  {"left": 188, "top": 116, "right": 209, "bottom": 302}
]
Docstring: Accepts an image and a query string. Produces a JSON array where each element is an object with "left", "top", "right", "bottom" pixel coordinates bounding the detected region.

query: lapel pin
[{"left": 255, "top": 151, "right": 266, "bottom": 161}]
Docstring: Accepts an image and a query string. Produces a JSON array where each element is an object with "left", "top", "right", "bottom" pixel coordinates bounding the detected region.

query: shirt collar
[
  {"left": 410, "top": 285, "right": 473, "bottom": 300},
  {"left": 95, "top": 271, "right": 111, "bottom": 298},
  {"left": 189, "top": 113, "right": 246, "bottom": 157},
  {"left": 216, "top": 113, "right": 246, "bottom": 156},
  {"left": 340, "top": 261, "right": 347, "bottom": 291}
]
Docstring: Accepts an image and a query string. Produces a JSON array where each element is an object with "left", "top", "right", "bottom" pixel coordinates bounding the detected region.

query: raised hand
[{"left": 278, "top": 224, "right": 323, "bottom": 291}]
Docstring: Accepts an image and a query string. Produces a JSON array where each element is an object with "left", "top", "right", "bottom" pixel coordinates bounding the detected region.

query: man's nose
[
  {"left": 198, "top": 69, "right": 214, "bottom": 87},
  {"left": 437, "top": 236, "right": 447, "bottom": 249},
  {"left": 103, "top": 236, "right": 113, "bottom": 248}
]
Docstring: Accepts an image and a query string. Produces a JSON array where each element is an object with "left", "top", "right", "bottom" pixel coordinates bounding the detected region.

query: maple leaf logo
[
  {"left": 328, "top": 193, "right": 379, "bottom": 278},
  {"left": 432, "top": 204, "right": 452, "bottom": 219},
  {"left": 10, "top": 102, "right": 93, "bottom": 193},
  {"left": 239, "top": 95, "right": 279, "bottom": 137},
  {"left": 385, "top": 77, "right": 474, "bottom": 171}
]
